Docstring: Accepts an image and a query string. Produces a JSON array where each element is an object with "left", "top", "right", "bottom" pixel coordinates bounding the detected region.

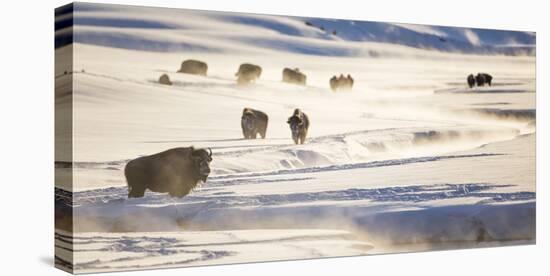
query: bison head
[
  {"left": 287, "top": 115, "right": 304, "bottom": 139},
  {"left": 192, "top": 148, "right": 213, "bottom": 182},
  {"left": 241, "top": 110, "right": 256, "bottom": 132}
]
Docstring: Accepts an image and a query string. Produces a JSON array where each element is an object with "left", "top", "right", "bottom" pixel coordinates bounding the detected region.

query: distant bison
[
  {"left": 241, "top": 108, "right": 269, "bottom": 139},
  {"left": 467, "top": 74, "right": 475, "bottom": 88},
  {"left": 287, "top": 108, "right": 310, "bottom": 144},
  {"left": 178, "top": 59, "right": 208, "bottom": 76},
  {"left": 330, "top": 74, "right": 354, "bottom": 91},
  {"left": 125, "top": 147, "right": 212, "bottom": 198},
  {"left": 476, "top": 73, "right": 492, "bottom": 86},
  {"left": 282, "top": 68, "right": 307, "bottom": 85},
  {"left": 159, "top": 74, "right": 172, "bottom": 85},
  {"left": 236, "top": 63, "right": 262, "bottom": 85},
  {"left": 475, "top": 73, "right": 486, "bottom": 86}
]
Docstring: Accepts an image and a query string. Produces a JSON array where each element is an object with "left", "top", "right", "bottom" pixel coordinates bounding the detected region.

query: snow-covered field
[{"left": 55, "top": 3, "right": 535, "bottom": 274}]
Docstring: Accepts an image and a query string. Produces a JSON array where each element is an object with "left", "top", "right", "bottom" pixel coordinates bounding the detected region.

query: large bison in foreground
[
  {"left": 287, "top": 108, "right": 310, "bottom": 144},
  {"left": 235, "top": 63, "right": 262, "bottom": 85},
  {"left": 241, "top": 108, "right": 269, "bottom": 139},
  {"left": 125, "top": 147, "right": 212, "bottom": 198},
  {"left": 178, "top": 59, "right": 208, "bottom": 76},
  {"left": 282, "top": 68, "right": 307, "bottom": 85}
]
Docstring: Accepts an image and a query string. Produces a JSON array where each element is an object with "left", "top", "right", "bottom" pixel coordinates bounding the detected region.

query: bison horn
[{"left": 208, "top": 148, "right": 212, "bottom": 157}]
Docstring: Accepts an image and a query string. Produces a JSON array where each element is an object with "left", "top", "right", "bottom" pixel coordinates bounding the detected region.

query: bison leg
[
  {"left": 169, "top": 190, "right": 189, "bottom": 198},
  {"left": 128, "top": 185, "right": 146, "bottom": 198},
  {"left": 260, "top": 129, "right": 266, "bottom": 139},
  {"left": 243, "top": 130, "right": 252, "bottom": 139},
  {"left": 237, "top": 77, "right": 248, "bottom": 85},
  {"left": 300, "top": 131, "right": 307, "bottom": 144}
]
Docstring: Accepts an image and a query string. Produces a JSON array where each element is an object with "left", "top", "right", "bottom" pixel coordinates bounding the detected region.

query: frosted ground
[{"left": 55, "top": 3, "right": 535, "bottom": 273}]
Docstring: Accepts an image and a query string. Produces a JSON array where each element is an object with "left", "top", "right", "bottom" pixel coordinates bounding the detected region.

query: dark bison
[
  {"left": 282, "top": 68, "right": 307, "bottom": 85},
  {"left": 178, "top": 59, "right": 208, "bottom": 76},
  {"left": 236, "top": 63, "right": 262, "bottom": 85},
  {"left": 476, "top": 73, "right": 492, "bottom": 86},
  {"left": 467, "top": 74, "right": 475, "bottom": 88},
  {"left": 241, "top": 108, "right": 269, "bottom": 139},
  {"left": 330, "top": 74, "right": 354, "bottom": 91},
  {"left": 475, "top": 73, "right": 486, "bottom": 86},
  {"left": 159, "top": 74, "right": 172, "bottom": 85},
  {"left": 287, "top": 108, "right": 310, "bottom": 144},
  {"left": 125, "top": 147, "right": 212, "bottom": 198}
]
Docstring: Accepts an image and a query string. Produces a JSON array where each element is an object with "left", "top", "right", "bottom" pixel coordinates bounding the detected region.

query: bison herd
[
  {"left": 161, "top": 59, "right": 493, "bottom": 92},
  {"left": 240, "top": 107, "right": 310, "bottom": 144},
  {"left": 136, "top": 61, "right": 496, "bottom": 200},
  {"left": 125, "top": 107, "right": 311, "bottom": 198},
  {"left": 158, "top": 59, "right": 355, "bottom": 91}
]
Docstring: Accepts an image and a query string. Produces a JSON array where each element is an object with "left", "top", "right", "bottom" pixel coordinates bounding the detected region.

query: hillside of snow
[{"left": 55, "top": 3, "right": 535, "bottom": 56}]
